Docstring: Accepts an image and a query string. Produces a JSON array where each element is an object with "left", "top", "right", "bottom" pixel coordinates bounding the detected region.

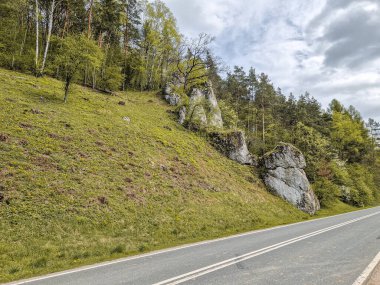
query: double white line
[{"left": 154, "top": 211, "right": 380, "bottom": 285}]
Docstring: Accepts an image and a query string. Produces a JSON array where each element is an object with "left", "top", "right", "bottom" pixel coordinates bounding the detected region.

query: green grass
[
  {"left": 313, "top": 200, "right": 358, "bottom": 217},
  {"left": 0, "top": 68, "right": 370, "bottom": 282}
]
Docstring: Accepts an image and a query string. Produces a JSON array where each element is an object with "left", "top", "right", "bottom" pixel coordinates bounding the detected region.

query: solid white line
[
  {"left": 6, "top": 207, "right": 380, "bottom": 285},
  {"left": 352, "top": 251, "right": 380, "bottom": 285},
  {"left": 154, "top": 211, "right": 380, "bottom": 285}
]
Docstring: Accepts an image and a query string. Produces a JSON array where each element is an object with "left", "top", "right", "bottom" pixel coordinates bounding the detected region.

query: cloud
[
  {"left": 162, "top": 0, "right": 380, "bottom": 122},
  {"left": 308, "top": 1, "right": 380, "bottom": 69}
]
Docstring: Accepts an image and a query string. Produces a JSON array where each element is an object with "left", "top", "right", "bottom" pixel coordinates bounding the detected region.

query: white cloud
[{"left": 163, "top": 0, "right": 380, "bottom": 122}]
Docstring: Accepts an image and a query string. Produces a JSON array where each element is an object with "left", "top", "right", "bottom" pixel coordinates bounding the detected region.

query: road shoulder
[{"left": 367, "top": 261, "right": 380, "bottom": 285}]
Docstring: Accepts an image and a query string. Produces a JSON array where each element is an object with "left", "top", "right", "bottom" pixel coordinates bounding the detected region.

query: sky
[{"left": 162, "top": 0, "right": 380, "bottom": 122}]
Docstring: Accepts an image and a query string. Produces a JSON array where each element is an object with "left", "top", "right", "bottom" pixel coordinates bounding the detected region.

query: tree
[
  {"left": 254, "top": 73, "right": 277, "bottom": 152},
  {"left": 54, "top": 35, "right": 103, "bottom": 102},
  {"left": 0, "top": 0, "right": 30, "bottom": 69},
  {"left": 40, "top": 0, "right": 57, "bottom": 74},
  {"left": 131, "top": 0, "right": 181, "bottom": 90},
  {"left": 35, "top": 0, "right": 40, "bottom": 74},
  {"left": 293, "top": 122, "right": 331, "bottom": 181},
  {"left": 175, "top": 33, "right": 213, "bottom": 93},
  {"left": 330, "top": 100, "right": 372, "bottom": 163}
]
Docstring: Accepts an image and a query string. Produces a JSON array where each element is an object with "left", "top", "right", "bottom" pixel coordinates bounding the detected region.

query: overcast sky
[{"left": 163, "top": 0, "right": 380, "bottom": 122}]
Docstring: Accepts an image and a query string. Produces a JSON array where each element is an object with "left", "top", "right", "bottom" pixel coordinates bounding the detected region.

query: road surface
[{"left": 7, "top": 206, "right": 380, "bottom": 285}]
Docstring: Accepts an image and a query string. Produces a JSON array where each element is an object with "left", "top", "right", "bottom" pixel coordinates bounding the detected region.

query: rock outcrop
[
  {"left": 262, "top": 144, "right": 320, "bottom": 214},
  {"left": 164, "top": 80, "right": 224, "bottom": 129},
  {"left": 188, "top": 88, "right": 208, "bottom": 127},
  {"left": 163, "top": 79, "right": 258, "bottom": 167},
  {"left": 187, "top": 84, "right": 223, "bottom": 129},
  {"left": 204, "top": 82, "right": 223, "bottom": 128},
  {"left": 209, "top": 131, "right": 255, "bottom": 165},
  {"left": 163, "top": 85, "right": 181, "bottom": 106}
]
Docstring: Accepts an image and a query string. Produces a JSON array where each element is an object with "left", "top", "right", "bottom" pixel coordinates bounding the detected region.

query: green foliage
[
  {"left": 346, "top": 164, "right": 375, "bottom": 206},
  {"left": 330, "top": 106, "right": 372, "bottom": 163},
  {"left": 131, "top": 0, "right": 181, "bottom": 90},
  {"left": 54, "top": 35, "right": 103, "bottom": 101},
  {"left": 98, "top": 65, "right": 124, "bottom": 92},
  {"left": 175, "top": 33, "right": 213, "bottom": 93},
  {"left": 218, "top": 100, "right": 238, "bottom": 129},
  {"left": 313, "top": 178, "right": 340, "bottom": 207},
  {"left": 374, "top": 151, "right": 380, "bottom": 202},
  {"left": 328, "top": 161, "right": 376, "bottom": 207},
  {"left": 293, "top": 122, "right": 331, "bottom": 181}
]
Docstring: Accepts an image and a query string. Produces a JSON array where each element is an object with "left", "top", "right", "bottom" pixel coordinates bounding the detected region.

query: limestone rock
[
  {"left": 163, "top": 85, "right": 181, "bottom": 106},
  {"left": 262, "top": 144, "right": 320, "bottom": 214},
  {"left": 188, "top": 85, "right": 224, "bottom": 129},
  {"left": 205, "top": 82, "right": 223, "bottom": 128},
  {"left": 178, "top": 106, "right": 186, "bottom": 125},
  {"left": 209, "top": 131, "right": 255, "bottom": 165},
  {"left": 163, "top": 79, "right": 224, "bottom": 129},
  {"left": 188, "top": 88, "right": 208, "bottom": 127}
]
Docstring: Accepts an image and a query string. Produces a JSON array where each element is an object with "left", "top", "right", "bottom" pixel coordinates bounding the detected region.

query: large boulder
[
  {"left": 262, "top": 144, "right": 320, "bottom": 214},
  {"left": 209, "top": 131, "right": 255, "bottom": 165}
]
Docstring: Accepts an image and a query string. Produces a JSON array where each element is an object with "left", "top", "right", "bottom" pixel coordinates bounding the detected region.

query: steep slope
[{"left": 0, "top": 69, "right": 346, "bottom": 282}]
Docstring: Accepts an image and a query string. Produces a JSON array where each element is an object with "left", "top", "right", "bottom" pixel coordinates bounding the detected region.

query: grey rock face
[
  {"left": 163, "top": 85, "right": 181, "bottom": 106},
  {"left": 188, "top": 88, "right": 208, "bottom": 127},
  {"left": 209, "top": 131, "right": 255, "bottom": 165},
  {"left": 188, "top": 85, "right": 224, "bottom": 129},
  {"left": 262, "top": 144, "right": 320, "bottom": 214},
  {"left": 178, "top": 106, "right": 187, "bottom": 125},
  {"left": 163, "top": 79, "right": 224, "bottom": 129},
  {"left": 205, "top": 82, "right": 223, "bottom": 128}
]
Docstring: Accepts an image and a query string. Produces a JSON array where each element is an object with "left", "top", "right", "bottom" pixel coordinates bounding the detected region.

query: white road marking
[
  {"left": 352, "top": 251, "right": 380, "bottom": 285},
  {"left": 5, "top": 207, "right": 379, "bottom": 285},
  {"left": 153, "top": 211, "right": 380, "bottom": 285}
]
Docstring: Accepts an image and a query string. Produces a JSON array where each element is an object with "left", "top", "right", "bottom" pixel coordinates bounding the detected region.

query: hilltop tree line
[
  {"left": 0, "top": 0, "right": 214, "bottom": 100},
  {"left": 0, "top": 0, "right": 379, "bottom": 208}
]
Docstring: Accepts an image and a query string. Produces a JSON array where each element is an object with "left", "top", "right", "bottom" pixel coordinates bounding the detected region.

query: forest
[{"left": 0, "top": 0, "right": 379, "bottom": 208}]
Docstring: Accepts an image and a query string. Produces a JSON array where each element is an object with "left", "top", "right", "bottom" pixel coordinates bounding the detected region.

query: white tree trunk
[
  {"left": 88, "top": 0, "right": 94, "bottom": 38},
  {"left": 41, "top": 0, "right": 55, "bottom": 74},
  {"left": 35, "top": 0, "right": 39, "bottom": 73}
]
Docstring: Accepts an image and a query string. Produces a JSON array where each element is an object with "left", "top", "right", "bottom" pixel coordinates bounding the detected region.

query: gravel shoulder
[{"left": 367, "top": 262, "right": 380, "bottom": 285}]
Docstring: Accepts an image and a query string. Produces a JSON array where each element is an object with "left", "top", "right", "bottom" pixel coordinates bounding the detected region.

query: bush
[
  {"left": 329, "top": 161, "right": 352, "bottom": 187},
  {"left": 328, "top": 162, "right": 376, "bottom": 207},
  {"left": 98, "top": 66, "right": 124, "bottom": 92},
  {"left": 347, "top": 164, "right": 375, "bottom": 206},
  {"left": 313, "top": 178, "right": 340, "bottom": 207}
]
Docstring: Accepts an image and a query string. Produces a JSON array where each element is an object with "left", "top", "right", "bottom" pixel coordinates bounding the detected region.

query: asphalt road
[{"left": 8, "top": 206, "right": 380, "bottom": 285}]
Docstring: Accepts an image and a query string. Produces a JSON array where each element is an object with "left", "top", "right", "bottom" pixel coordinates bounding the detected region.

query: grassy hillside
[{"left": 0, "top": 69, "right": 355, "bottom": 282}]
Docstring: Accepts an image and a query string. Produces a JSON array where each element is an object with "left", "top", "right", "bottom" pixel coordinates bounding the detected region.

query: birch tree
[
  {"left": 35, "top": 0, "right": 39, "bottom": 74},
  {"left": 40, "top": 0, "right": 56, "bottom": 74}
]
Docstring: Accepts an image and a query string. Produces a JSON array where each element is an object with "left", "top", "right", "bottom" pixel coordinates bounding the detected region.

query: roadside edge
[{"left": 352, "top": 251, "right": 380, "bottom": 285}]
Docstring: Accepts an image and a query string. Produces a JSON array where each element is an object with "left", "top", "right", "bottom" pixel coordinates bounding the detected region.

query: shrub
[
  {"left": 98, "top": 66, "right": 124, "bottom": 92},
  {"left": 347, "top": 164, "right": 375, "bottom": 206},
  {"left": 313, "top": 178, "right": 340, "bottom": 207}
]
